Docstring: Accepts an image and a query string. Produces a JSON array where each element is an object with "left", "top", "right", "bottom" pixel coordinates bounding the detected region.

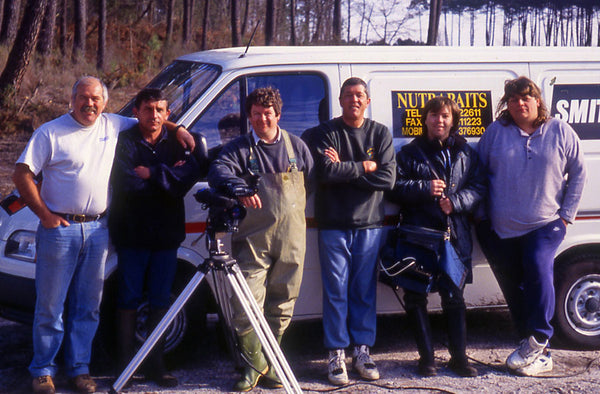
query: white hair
[{"left": 71, "top": 76, "right": 108, "bottom": 102}]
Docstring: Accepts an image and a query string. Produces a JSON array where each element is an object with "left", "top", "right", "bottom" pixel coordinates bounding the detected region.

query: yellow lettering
[
  {"left": 396, "top": 93, "right": 408, "bottom": 108},
  {"left": 479, "top": 92, "right": 488, "bottom": 108}
]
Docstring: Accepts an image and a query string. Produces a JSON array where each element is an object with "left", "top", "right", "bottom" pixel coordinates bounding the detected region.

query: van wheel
[
  {"left": 97, "top": 261, "right": 210, "bottom": 359},
  {"left": 554, "top": 255, "right": 600, "bottom": 349}
]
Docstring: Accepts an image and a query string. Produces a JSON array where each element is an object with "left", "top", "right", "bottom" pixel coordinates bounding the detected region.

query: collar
[
  {"left": 138, "top": 125, "right": 168, "bottom": 146},
  {"left": 250, "top": 127, "right": 281, "bottom": 145}
]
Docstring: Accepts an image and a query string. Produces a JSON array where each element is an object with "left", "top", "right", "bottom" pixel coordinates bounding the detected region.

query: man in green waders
[{"left": 208, "top": 87, "right": 313, "bottom": 391}]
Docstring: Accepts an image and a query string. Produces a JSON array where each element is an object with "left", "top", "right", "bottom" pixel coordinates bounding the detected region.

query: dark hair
[
  {"left": 421, "top": 96, "right": 461, "bottom": 136},
  {"left": 218, "top": 113, "right": 241, "bottom": 130},
  {"left": 339, "top": 77, "right": 369, "bottom": 99},
  {"left": 496, "top": 76, "right": 548, "bottom": 127},
  {"left": 134, "top": 88, "right": 168, "bottom": 109},
  {"left": 245, "top": 87, "right": 283, "bottom": 116}
]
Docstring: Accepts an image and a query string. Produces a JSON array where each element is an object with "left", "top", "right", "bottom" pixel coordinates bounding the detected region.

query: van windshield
[{"left": 118, "top": 61, "right": 221, "bottom": 121}]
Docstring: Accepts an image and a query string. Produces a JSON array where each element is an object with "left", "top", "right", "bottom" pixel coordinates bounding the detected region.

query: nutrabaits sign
[
  {"left": 551, "top": 84, "right": 600, "bottom": 140},
  {"left": 392, "top": 91, "right": 493, "bottom": 138}
]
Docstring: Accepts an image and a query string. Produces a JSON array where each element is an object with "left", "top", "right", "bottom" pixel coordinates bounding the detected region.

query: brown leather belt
[{"left": 53, "top": 212, "right": 105, "bottom": 223}]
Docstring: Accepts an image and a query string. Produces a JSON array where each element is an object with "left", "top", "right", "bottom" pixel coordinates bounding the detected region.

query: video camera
[{"left": 194, "top": 188, "right": 247, "bottom": 234}]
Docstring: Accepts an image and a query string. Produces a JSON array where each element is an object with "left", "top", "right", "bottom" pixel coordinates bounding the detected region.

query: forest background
[{"left": 0, "top": 0, "right": 599, "bottom": 140}]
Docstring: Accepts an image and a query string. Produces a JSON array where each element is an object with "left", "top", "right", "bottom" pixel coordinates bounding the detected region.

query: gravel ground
[
  {"left": 2, "top": 309, "right": 600, "bottom": 394},
  {"left": 1, "top": 135, "right": 599, "bottom": 394}
]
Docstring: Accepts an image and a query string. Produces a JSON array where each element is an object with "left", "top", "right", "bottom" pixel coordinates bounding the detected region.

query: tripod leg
[
  {"left": 110, "top": 270, "right": 206, "bottom": 394},
  {"left": 226, "top": 264, "right": 302, "bottom": 394}
]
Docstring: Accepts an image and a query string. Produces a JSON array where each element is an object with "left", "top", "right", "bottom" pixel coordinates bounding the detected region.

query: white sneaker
[
  {"left": 328, "top": 349, "right": 349, "bottom": 386},
  {"left": 352, "top": 345, "right": 380, "bottom": 381},
  {"left": 515, "top": 351, "right": 553, "bottom": 376},
  {"left": 506, "top": 336, "right": 548, "bottom": 370}
]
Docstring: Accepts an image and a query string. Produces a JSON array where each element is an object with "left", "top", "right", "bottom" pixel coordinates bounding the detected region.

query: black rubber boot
[
  {"left": 233, "top": 331, "right": 268, "bottom": 392},
  {"left": 407, "top": 306, "right": 437, "bottom": 376},
  {"left": 446, "top": 306, "right": 477, "bottom": 377},
  {"left": 261, "top": 335, "right": 283, "bottom": 389},
  {"left": 116, "top": 309, "right": 137, "bottom": 373},
  {"left": 145, "top": 309, "right": 178, "bottom": 387}
]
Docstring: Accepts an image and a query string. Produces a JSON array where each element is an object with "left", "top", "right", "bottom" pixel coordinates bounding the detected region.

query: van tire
[
  {"left": 96, "top": 261, "right": 210, "bottom": 362},
  {"left": 553, "top": 254, "right": 600, "bottom": 349}
]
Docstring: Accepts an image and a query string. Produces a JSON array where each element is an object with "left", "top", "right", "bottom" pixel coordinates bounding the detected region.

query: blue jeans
[
  {"left": 476, "top": 218, "right": 566, "bottom": 340},
  {"left": 29, "top": 220, "right": 108, "bottom": 378},
  {"left": 117, "top": 248, "right": 178, "bottom": 310},
  {"left": 319, "top": 228, "right": 383, "bottom": 349}
]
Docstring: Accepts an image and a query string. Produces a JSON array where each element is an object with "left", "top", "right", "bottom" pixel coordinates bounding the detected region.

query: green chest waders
[{"left": 231, "top": 129, "right": 307, "bottom": 337}]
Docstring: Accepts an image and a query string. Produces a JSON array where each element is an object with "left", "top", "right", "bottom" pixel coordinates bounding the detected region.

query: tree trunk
[
  {"left": 470, "top": 9, "right": 475, "bottom": 45},
  {"left": 36, "top": 0, "right": 57, "bottom": 56},
  {"left": 0, "top": 0, "right": 49, "bottom": 105},
  {"left": 347, "top": 0, "right": 351, "bottom": 42},
  {"left": 426, "top": 0, "right": 442, "bottom": 45},
  {"left": 289, "top": 0, "right": 296, "bottom": 45},
  {"left": 166, "top": 0, "right": 174, "bottom": 43},
  {"left": 201, "top": 0, "right": 209, "bottom": 50},
  {"left": 0, "top": 0, "right": 21, "bottom": 45},
  {"left": 485, "top": 1, "right": 495, "bottom": 46},
  {"left": 265, "top": 0, "right": 274, "bottom": 45},
  {"left": 231, "top": 0, "right": 241, "bottom": 46},
  {"left": 58, "top": 0, "right": 66, "bottom": 55},
  {"left": 72, "top": 0, "right": 86, "bottom": 63},
  {"left": 183, "top": 0, "right": 191, "bottom": 44},
  {"left": 97, "top": 0, "right": 106, "bottom": 70},
  {"left": 241, "top": 0, "right": 249, "bottom": 36},
  {"left": 332, "top": 0, "right": 341, "bottom": 44},
  {"left": 304, "top": 0, "right": 310, "bottom": 43}
]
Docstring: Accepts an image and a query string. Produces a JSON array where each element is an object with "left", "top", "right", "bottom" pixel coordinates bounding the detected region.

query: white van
[{"left": 1, "top": 46, "right": 599, "bottom": 352}]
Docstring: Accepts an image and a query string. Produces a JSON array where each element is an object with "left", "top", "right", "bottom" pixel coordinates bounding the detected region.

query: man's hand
[
  {"left": 40, "top": 212, "right": 70, "bottom": 229},
  {"left": 324, "top": 147, "right": 340, "bottom": 163},
  {"left": 12, "top": 164, "right": 69, "bottom": 228},
  {"left": 134, "top": 166, "right": 151, "bottom": 180},
  {"left": 239, "top": 194, "right": 262, "bottom": 209},
  {"left": 175, "top": 126, "right": 196, "bottom": 151},
  {"left": 430, "top": 179, "right": 447, "bottom": 197},
  {"left": 439, "top": 197, "right": 454, "bottom": 215},
  {"left": 362, "top": 160, "right": 377, "bottom": 173}
]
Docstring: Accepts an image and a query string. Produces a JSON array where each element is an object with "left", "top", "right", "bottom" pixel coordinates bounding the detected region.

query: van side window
[
  {"left": 189, "top": 81, "right": 242, "bottom": 150},
  {"left": 189, "top": 73, "right": 328, "bottom": 151},
  {"left": 247, "top": 74, "right": 328, "bottom": 137}
]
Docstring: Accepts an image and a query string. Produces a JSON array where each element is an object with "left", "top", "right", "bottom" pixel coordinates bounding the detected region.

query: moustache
[{"left": 81, "top": 106, "right": 97, "bottom": 114}]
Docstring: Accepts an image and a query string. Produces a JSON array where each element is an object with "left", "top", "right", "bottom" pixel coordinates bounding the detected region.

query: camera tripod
[{"left": 110, "top": 228, "right": 302, "bottom": 393}]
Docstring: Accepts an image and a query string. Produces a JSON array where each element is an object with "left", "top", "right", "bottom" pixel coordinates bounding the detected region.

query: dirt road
[{"left": 1, "top": 309, "right": 599, "bottom": 393}]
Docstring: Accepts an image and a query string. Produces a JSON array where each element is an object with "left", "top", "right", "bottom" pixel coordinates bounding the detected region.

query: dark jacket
[
  {"left": 303, "top": 117, "right": 396, "bottom": 229},
  {"left": 108, "top": 125, "right": 207, "bottom": 250},
  {"left": 388, "top": 134, "right": 486, "bottom": 280}
]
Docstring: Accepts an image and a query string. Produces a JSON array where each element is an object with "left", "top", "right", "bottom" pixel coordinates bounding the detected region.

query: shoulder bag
[{"left": 379, "top": 145, "right": 467, "bottom": 293}]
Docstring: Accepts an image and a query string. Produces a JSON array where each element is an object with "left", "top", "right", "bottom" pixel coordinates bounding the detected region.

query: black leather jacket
[{"left": 388, "top": 134, "right": 486, "bottom": 280}]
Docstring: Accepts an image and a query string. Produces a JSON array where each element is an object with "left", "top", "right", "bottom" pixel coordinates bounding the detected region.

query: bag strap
[{"left": 414, "top": 144, "right": 452, "bottom": 233}]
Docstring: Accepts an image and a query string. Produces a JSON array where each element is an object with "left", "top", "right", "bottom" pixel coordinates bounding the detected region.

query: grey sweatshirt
[{"left": 477, "top": 117, "right": 586, "bottom": 239}]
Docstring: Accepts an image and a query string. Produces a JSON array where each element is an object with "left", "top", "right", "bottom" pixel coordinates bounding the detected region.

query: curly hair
[
  {"left": 421, "top": 96, "right": 461, "bottom": 137},
  {"left": 496, "top": 76, "right": 548, "bottom": 127},
  {"left": 245, "top": 87, "right": 283, "bottom": 116}
]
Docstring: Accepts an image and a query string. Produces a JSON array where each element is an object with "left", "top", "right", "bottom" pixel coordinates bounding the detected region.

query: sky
[{"left": 347, "top": 1, "right": 599, "bottom": 46}]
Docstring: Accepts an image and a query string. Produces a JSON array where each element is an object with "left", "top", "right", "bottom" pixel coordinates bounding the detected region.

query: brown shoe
[
  {"left": 32, "top": 375, "right": 55, "bottom": 394},
  {"left": 69, "top": 374, "right": 97, "bottom": 393}
]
